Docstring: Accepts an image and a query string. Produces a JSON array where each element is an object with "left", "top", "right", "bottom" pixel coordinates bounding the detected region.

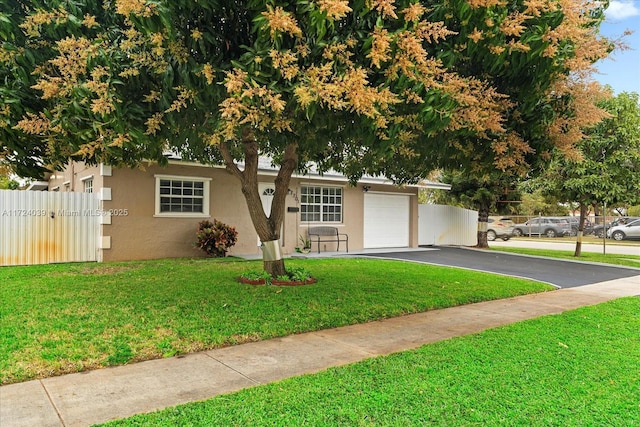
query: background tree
[
  {"left": 2, "top": 0, "right": 613, "bottom": 273},
  {"left": 429, "top": 169, "right": 524, "bottom": 247},
  {"left": 422, "top": 0, "right": 614, "bottom": 248},
  {"left": 0, "top": 161, "right": 19, "bottom": 189},
  {"left": 524, "top": 91, "right": 640, "bottom": 256},
  {"left": 0, "top": 172, "right": 19, "bottom": 190},
  {"left": 515, "top": 189, "right": 568, "bottom": 217}
]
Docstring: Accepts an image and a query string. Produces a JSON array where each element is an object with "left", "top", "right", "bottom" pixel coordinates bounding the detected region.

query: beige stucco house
[{"left": 44, "top": 159, "right": 448, "bottom": 262}]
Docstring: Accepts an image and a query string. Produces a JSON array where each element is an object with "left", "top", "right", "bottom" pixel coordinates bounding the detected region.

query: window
[
  {"left": 83, "top": 178, "right": 93, "bottom": 193},
  {"left": 155, "top": 175, "right": 211, "bottom": 217},
  {"left": 301, "top": 186, "right": 342, "bottom": 223}
]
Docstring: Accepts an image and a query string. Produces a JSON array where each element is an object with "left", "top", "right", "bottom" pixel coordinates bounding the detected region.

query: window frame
[
  {"left": 81, "top": 176, "right": 94, "bottom": 193},
  {"left": 300, "top": 185, "right": 344, "bottom": 223},
  {"left": 154, "top": 174, "right": 211, "bottom": 218}
]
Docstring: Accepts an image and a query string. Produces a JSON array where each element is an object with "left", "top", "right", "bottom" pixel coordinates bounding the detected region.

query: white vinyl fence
[
  {"left": 419, "top": 204, "right": 478, "bottom": 246},
  {"left": 0, "top": 190, "right": 100, "bottom": 266}
]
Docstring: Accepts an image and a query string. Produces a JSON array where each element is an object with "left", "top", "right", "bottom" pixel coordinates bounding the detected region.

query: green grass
[
  {"left": 0, "top": 258, "right": 552, "bottom": 385},
  {"left": 512, "top": 234, "right": 640, "bottom": 246},
  {"left": 491, "top": 246, "right": 640, "bottom": 268},
  {"left": 100, "top": 298, "right": 640, "bottom": 427}
]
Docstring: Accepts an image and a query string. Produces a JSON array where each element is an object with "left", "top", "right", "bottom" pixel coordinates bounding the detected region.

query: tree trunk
[
  {"left": 592, "top": 203, "right": 602, "bottom": 224},
  {"left": 574, "top": 203, "right": 588, "bottom": 257},
  {"left": 477, "top": 202, "right": 490, "bottom": 248},
  {"left": 262, "top": 260, "right": 285, "bottom": 277},
  {"left": 219, "top": 129, "right": 297, "bottom": 277}
]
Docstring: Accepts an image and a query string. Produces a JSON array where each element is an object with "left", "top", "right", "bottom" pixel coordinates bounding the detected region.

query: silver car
[
  {"left": 512, "top": 217, "right": 572, "bottom": 238},
  {"left": 607, "top": 219, "right": 640, "bottom": 241},
  {"left": 487, "top": 216, "right": 514, "bottom": 241}
]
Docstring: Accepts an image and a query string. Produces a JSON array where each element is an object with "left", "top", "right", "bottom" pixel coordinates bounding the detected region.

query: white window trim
[
  {"left": 154, "top": 174, "right": 211, "bottom": 218},
  {"left": 300, "top": 182, "right": 346, "bottom": 188},
  {"left": 300, "top": 184, "right": 344, "bottom": 224},
  {"left": 82, "top": 176, "right": 94, "bottom": 193}
]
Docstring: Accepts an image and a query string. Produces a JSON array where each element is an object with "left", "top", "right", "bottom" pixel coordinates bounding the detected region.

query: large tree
[
  {"left": 1, "top": 0, "right": 612, "bottom": 273},
  {"left": 525, "top": 91, "right": 640, "bottom": 256},
  {"left": 418, "top": 0, "right": 614, "bottom": 247}
]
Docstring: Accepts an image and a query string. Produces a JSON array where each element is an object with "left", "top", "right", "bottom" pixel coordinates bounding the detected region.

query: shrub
[
  {"left": 240, "top": 270, "right": 272, "bottom": 284},
  {"left": 195, "top": 219, "right": 238, "bottom": 257},
  {"left": 287, "top": 267, "right": 313, "bottom": 281}
]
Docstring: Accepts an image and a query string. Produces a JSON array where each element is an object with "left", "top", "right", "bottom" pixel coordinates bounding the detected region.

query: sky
[{"left": 594, "top": 0, "right": 640, "bottom": 94}]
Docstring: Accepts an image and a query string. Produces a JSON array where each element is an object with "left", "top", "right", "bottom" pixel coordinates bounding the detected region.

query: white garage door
[{"left": 364, "top": 193, "right": 410, "bottom": 248}]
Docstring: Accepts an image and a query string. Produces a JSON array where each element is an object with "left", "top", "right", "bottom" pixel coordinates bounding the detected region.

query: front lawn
[
  {"left": 101, "top": 297, "right": 640, "bottom": 426},
  {"left": 0, "top": 258, "right": 552, "bottom": 384}
]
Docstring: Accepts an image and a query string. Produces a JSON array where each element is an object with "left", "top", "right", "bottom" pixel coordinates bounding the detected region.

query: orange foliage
[{"left": 16, "top": 0, "right": 616, "bottom": 178}]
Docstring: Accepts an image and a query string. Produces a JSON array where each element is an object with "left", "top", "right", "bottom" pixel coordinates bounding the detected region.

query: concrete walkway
[{"left": 1, "top": 274, "right": 638, "bottom": 427}]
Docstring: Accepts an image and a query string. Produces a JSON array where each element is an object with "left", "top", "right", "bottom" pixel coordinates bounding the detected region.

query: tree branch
[
  {"left": 242, "top": 127, "right": 259, "bottom": 179},
  {"left": 219, "top": 141, "right": 243, "bottom": 182},
  {"left": 271, "top": 143, "right": 298, "bottom": 228}
]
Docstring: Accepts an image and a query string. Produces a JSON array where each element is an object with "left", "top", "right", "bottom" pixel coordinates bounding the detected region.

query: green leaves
[
  {"left": 525, "top": 91, "right": 640, "bottom": 209},
  {"left": 3, "top": 0, "right": 615, "bottom": 199}
]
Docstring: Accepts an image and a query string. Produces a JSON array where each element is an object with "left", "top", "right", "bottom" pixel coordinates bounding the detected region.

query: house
[{"left": 42, "top": 159, "right": 450, "bottom": 262}]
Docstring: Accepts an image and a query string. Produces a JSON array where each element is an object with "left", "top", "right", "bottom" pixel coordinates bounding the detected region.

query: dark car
[
  {"left": 562, "top": 216, "right": 593, "bottom": 236},
  {"left": 512, "top": 217, "right": 572, "bottom": 238},
  {"left": 592, "top": 217, "right": 639, "bottom": 238}
]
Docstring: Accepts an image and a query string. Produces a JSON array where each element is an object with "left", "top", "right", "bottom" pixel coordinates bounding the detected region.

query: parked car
[
  {"left": 486, "top": 216, "right": 514, "bottom": 241},
  {"left": 607, "top": 218, "right": 640, "bottom": 241},
  {"left": 593, "top": 217, "right": 639, "bottom": 238},
  {"left": 562, "top": 216, "right": 593, "bottom": 236},
  {"left": 512, "top": 217, "right": 572, "bottom": 238}
]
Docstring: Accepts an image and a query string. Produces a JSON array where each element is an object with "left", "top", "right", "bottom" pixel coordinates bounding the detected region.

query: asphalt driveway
[{"left": 361, "top": 247, "right": 640, "bottom": 288}]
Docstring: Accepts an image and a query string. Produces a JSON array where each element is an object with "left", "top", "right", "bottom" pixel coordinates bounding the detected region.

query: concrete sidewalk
[{"left": 2, "top": 276, "right": 639, "bottom": 427}]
